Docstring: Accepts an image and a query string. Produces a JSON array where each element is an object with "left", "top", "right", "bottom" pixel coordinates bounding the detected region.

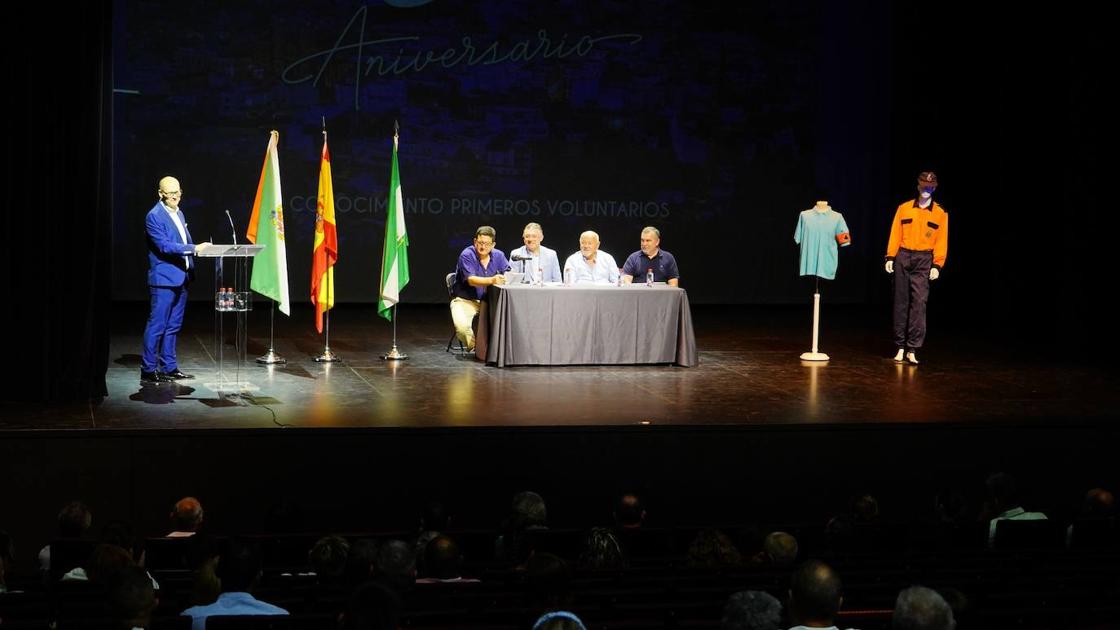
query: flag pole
[
  {"left": 256, "top": 299, "right": 287, "bottom": 364},
  {"left": 314, "top": 266, "right": 339, "bottom": 362},
  {"left": 382, "top": 120, "right": 408, "bottom": 361},
  {"left": 315, "top": 117, "right": 340, "bottom": 362},
  {"left": 314, "top": 304, "right": 339, "bottom": 362},
  {"left": 381, "top": 303, "right": 407, "bottom": 360}
]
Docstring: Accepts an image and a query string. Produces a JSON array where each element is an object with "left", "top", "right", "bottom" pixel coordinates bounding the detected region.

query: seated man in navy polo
[
  {"left": 450, "top": 225, "right": 510, "bottom": 352},
  {"left": 621, "top": 226, "right": 680, "bottom": 286}
]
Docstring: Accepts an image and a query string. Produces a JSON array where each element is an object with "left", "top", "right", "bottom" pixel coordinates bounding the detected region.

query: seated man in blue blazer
[
  {"left": 508, "top": 222, "right": 562, "bottom": 284},
  {"left": 141, "top": 176, "right": 211, "bottom": 383}
]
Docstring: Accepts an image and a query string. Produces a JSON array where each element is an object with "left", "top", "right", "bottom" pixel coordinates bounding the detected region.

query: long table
[{"left": 476, "top": 284, "right": 699, "bottom": 367}]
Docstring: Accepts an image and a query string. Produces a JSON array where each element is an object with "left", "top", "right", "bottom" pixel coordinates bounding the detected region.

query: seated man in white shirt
[
  {"left": 983, "top": 472, "right": 1048, "bottom": 548},
  {"left": 509, "top": 222, "right": 562, "bottom": 284},
  {"left": 564, "top": 231, "right": 619, "bottom": 285}
]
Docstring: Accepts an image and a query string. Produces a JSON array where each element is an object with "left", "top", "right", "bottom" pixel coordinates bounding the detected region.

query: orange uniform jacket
[{"left": 885, "top": 200, "right": 948, "bottom": 269}]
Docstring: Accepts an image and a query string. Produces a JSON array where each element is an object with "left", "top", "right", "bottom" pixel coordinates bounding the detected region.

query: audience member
[
  {"left": 892, "top": 585, "right": 956, "bottom": 630},
  {"left": 687, "top": 529, "right": 742, "bottom": 568},
  {"left": 981, "top": 472, "right": 1048, "bottom": 547},
  {"left": 722, "top": 590, "right": 783, "bottom": 630},
  {"left": 308, "top": 534, "right": 349, "bottom": 582},
  {"left": 374, "top": 539, "right": 416, "bottom": 593},
  {"left": 416, "top": 535, "right": 478, "bottom": 583},
  {"left": 578, "top": 527, "right": 626, "bottom": 570},
  {"left": 181, "top": 539, "right": 288, "bottom": 630},
  {"left": 107, "top": 565, "right": 159, "bottom": 630},
  {"left": 340, "top": 580, "right": 402, "bottom": 630},
  {"left": 168, "top": 497, "right": 204, "bottom": 537},
  {"left": 787, "top": 560, "right": 845, "bottom": 630},
  {"left": 39, "top": 500, "right": 92, "bottom": 572}
]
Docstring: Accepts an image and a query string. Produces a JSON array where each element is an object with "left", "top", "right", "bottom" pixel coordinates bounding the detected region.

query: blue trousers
[{"left": 142, "top": 285, "right": 187, "bottom": 372}]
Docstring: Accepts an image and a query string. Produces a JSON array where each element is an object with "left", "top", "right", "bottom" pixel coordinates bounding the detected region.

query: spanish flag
[{"left": 311, "top": 130, "right": 338, "bottom": 333}]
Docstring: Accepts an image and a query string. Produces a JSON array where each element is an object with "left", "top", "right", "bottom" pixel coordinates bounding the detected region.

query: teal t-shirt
[{"left": 794, "top": 209, "right": 851, "bottom": 279}]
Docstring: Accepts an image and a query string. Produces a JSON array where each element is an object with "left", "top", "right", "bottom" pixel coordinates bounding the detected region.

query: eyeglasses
[{"left": 161, "top": 190, "right": 183, "bottom": 196}]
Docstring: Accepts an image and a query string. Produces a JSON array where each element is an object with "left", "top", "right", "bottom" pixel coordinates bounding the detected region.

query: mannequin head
[
  {"left": 814, "top": 200, "right": 831, "bottom": 213},
  {"left": 916, "top": 171, "right": 938, "bottom": 200}
]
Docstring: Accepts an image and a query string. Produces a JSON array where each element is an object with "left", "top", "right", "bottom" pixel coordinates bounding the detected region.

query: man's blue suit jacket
[{"left": 146, "top": 202, "right": 196, "bottom": 287}]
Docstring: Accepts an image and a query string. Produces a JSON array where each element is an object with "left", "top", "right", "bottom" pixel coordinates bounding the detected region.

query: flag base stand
[
  {"left": 381, "top": 345, "right": 408, "bottom": 361},
  {"left": 314, "top": 347, "right": 340, "bottom": 363},
  {"left": 799, "top": 351, "right": 830, "bottom": 361},
  {"left": 256, "top": 349, "right": 287, "bottom": 365}
]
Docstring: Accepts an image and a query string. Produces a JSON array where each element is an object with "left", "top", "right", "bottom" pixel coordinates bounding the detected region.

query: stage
[
  {"left": 2, "top": 302, "right": 1115, "bottom": 431},
  {"left": 3, "top": 301, "right": 1118, "bottom": 598}
]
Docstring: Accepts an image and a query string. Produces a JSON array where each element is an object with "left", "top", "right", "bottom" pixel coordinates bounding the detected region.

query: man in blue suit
[
  {"left": 141, "top": 176, "right": 210, "bottom": 383},
  {"left": 508, "top": 222, "right": 562, "bottom": 284}
]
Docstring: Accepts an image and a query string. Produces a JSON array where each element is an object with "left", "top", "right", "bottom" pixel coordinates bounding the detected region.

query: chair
[
  {"left": 444, "top": 272, "right": 480, "bottom": 354},
  {"left": 1068, "top": 516, "right": 1120, "bottom": 548},
  {"left": 992, "top": 518, "right": 1063, "bottom": 549},
  {"left": 445, "top": 273, "right": 465, "bottom": 353},
  {"left": 204, "top": 616, "right": 295, "bottom": 629}
]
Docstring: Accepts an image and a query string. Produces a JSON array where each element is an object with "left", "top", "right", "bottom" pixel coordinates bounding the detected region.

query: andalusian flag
[
  {"left": 377, "top": 133, "right": 409, "bottom": 321},
  {"left": 246, "top": 130, "right": 290, "bottom": 315},
  {"left": 311, "top": 130, "right": 338, "bottom": 333}
]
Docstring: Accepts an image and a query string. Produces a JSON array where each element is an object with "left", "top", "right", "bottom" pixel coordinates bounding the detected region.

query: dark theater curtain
[{"left": 3, "top": 2, "right": 112, "bottom": 401}]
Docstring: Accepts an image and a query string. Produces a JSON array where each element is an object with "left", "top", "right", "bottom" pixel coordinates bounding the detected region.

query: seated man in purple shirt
[
  {"left": 450, "top": 225, "right": 511, "bottom": 351},
  {"left": 621, "top": 226, "right": 680, "bottom": 286}
]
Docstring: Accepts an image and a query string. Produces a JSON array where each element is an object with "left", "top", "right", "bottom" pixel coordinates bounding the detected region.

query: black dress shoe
[
  {"left": 140, "top": 369, "right": 170, "bottom": 383},
  {"left": 164, "top": 369, "right": 195, "bottom": 380}
]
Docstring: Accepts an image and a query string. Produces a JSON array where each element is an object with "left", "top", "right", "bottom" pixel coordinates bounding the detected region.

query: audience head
[
  {"left": 216, "top": 538, "right": 263, "bottom": 593},
  {"left": 345, "top": 538, "right": 379, "bottom": 586},
  {"left": 1083, "top": 487, "right": 1116, "bottom": 516},
  {"left": 341, "top": 581, "right": 402, "bottom": 630},
  {"left": 170, "top": 497, "right": 204, "bottom": 532},
  {"left": 510, "top": 491, "right": 548, "bottom": 530},
  {"left": 85, "top": 543, "right": 136, "bottom": 585},
  {"left": 613, "top": 493, "right": 646, "bottom": 528},
  {"left": 58, "top": 501, "right": 92, "bottom": 538},
  {"left": 935, "top": 489, "right": 969, "bottom": 524},
  {"left": 374, "top": 539, "right": 416, "bottom": 592},
  {"left": 420, "top": 501, "right": 449, "bottom": 531},
  {"left": 309, "top": 534, "right": 350, "bottom": 579},
  {"left": 106, "top": 565, "right": 157, "bottom": 629},
  {"left": 579, "top": 527, "right": 625, "bottom": 570},
  {"left": 762, "top": 531, "right": 798, "bottom": 567},
  {"left": 687, "top": 529, "right": 742, "bottom": 568},
  {"left": 721, "top": 590, "right": 783, "bottom": 630},
  {"left": 788, "top": 560, "right": 843, "bottom": 626},
  {"left": 892, "top": 585, "right": 956, "bottom": 630},
  {"left": 100, "top": 520, "right": 142, "bottom": 562},
  {"left": 852, "top": 493, "right": 880, "bottom": 522},
  {"left": 532, "top": 610, "right": 587, "bottom": 630},
  {"left": 985, "top": 472, "right": 1019, "bottom": 511},
  {"left": 526, "top": 552, "right": 571, "bottom": 607},
  {"left": 422, "top": 535, "right": 464, "bottom": 580}
]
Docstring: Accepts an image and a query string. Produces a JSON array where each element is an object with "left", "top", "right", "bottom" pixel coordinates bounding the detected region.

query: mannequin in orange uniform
[{"left": 885, "top": 171, "right": 948, "bottom": 364}]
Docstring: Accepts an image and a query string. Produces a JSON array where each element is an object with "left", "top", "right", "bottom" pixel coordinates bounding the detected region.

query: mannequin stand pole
[{"left": 800, "top": 276, "right": 829, "bottom": 361}]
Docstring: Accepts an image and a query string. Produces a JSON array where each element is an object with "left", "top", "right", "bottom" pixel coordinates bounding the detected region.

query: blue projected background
[{"left": 112, "top": 0, "right": 886, "bottom": 304}]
